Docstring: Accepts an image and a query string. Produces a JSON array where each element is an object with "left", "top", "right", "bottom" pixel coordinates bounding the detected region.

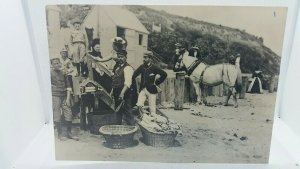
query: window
[
  {"left": 139, "top": 34, "right": 143, "bottom": 46},
  {"left": 117, "top": 26, "right": 125, "bottom": 37}
]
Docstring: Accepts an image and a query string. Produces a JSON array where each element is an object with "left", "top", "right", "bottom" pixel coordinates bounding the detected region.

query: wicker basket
[
  {"left": 138, "top": 122, "right": 177, "bottom": 147},
  {"left": 99, "top": 125, "right": 138, "bottom": 149},
  {"left": 87, "top": 111, "right": 117, "bottom": 135}
]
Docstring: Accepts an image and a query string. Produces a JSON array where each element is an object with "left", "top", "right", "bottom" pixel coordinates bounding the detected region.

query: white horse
[{"left": 174, "top": 51, "right": 242, "bottom": 108}]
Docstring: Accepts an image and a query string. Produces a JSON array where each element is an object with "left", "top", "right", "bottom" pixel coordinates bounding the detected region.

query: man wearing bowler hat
[
  {"left": 112, "top": 50, "right": 135, "bottom": 125},
  {"left": 132, "top": 51, "right": 167, "bottom": 116}
]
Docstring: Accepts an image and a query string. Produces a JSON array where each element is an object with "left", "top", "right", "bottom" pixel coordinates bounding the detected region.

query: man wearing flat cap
[
  {"left": 132, "top": 51, "right": 167, "bottom": 115},
  {"left": 112, "top": 50, "right": 135, "bottom": 125}
]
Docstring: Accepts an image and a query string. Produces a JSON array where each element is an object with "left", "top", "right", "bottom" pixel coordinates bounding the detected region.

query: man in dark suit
[{"left": 132, "top": 51, "right": 167, "bottom": 115}]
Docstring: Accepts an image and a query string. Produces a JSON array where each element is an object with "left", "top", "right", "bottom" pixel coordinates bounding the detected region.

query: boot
[
  {"left": 66, "top": 121, "right": 79, "bottom": 141},
  {"left": 55, "top": 122, "right": 65, "bottom": 141}
]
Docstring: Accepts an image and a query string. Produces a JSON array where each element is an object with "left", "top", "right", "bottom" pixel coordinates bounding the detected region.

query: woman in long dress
[
  {"left": 88, "top": 38, "right": 112, "bottom": 92},
  {"left": 247, "top": 67, "right": 263, "bottom": 94}
]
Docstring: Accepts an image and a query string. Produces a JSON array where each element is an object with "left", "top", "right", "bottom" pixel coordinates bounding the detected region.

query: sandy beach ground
[{"left": 55, "top": 91, "right": 276, "bottom": 163}]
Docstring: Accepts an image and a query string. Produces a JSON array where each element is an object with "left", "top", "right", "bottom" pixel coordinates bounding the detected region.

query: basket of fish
[{"left": 137, "top": 107, "right": 182, "bottom": 147}]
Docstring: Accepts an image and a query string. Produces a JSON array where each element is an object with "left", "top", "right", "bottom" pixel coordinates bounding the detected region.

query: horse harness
[
  {"left": 186, "top": 60, "right": 202, "bottom": 76},
  {"left": 178, "top": 53, "right": 235, "bottom": 87},
  {"left": 184, "top": 58, "right": 209, "bottom": 84},
  {"left": 188, "top": 61, "right": 233, "bottom": 87},
  {"left": 177, "top": 53, "right": 202, "bottom": 76},
  {"left": 199, "top": 64, "right": 209, "bottom": 85}
]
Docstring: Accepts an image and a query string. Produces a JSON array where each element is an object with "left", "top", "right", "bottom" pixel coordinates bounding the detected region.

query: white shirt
[{"left": 115, "top": 64, "right": 134, "bottom": 88}]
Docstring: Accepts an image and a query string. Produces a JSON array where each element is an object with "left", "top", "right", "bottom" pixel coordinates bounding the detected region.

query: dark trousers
[
  {"left": 75, "top": 62, "right": 88, "bottom": 77},
  {"left": 113, "top": 87, "right": 134, "bottom": 125}
]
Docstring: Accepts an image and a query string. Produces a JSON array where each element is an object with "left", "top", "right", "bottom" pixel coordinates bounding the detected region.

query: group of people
[
  {"left": 50, "top": 20, "right": 168, "bottom": 140},
  {"left": 50, "top": 20, "right": 88, "bottom": 141},
  {"left": 51, "top": 20, "right": 265, "bottom": 141}
]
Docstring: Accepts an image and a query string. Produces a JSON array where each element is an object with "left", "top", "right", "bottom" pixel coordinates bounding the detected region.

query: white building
[{"left": 82, "top": 6, "right": 149, "bottom": 69}]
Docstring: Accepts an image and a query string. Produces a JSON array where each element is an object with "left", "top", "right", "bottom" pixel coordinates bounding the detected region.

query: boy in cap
[
  {"left": 69, "top": 19, "right": 87, "bottom": 76},
  {"left": 132, "top": 51, "right": 167, "bottom": 115},
  {"left": 111, "top": 50, "right": 135, "bottom": 125},
  {"left": 50, "top": 57, "right": 78, "bottom": 141},
  {"left": 60, "top": 48, "right": 78, "bottom": 77}
]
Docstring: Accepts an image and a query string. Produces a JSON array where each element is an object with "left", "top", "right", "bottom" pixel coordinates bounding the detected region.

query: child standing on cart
[{"left": 69, "top": 19, "right": 87, "bottom": 77}]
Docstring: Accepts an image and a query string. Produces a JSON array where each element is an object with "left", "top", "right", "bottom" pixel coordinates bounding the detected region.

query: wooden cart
[{"left": 72, "top": 55, "right": 116, "bottom": 130}]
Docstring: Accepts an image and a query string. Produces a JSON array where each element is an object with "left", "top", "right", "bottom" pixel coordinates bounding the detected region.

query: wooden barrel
[{"left": 174, "top": 72, "right": 185, "bottom": 110}]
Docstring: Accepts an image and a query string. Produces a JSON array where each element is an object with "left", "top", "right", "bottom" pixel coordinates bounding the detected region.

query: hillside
[
  {"left": 125, "top": 5, "right": 281, "bottom": 75},
  {"left": 57, "top": 5, "right": 281, "bottom": 75}
]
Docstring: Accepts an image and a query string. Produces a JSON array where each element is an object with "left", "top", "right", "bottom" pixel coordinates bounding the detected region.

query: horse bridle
[{"left": 176, "top": 53, "right": 203, "bottom": 76}]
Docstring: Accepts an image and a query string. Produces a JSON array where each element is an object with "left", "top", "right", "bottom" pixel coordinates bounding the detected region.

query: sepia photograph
[{"left": 46, "top": 5, "right": 287, "bottom": 163}]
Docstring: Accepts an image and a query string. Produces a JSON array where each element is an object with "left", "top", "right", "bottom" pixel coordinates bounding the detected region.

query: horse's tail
[{"left": 235, "top": 69, "right": 243, "bottom": 93}]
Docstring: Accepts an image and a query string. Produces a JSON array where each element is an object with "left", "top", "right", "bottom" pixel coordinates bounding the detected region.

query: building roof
[{"left": 101, "top": 6, "right": 149, "bottom": 34}]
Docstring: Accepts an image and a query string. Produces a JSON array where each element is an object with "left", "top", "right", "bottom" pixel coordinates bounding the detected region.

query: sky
[{"left": 148, "top": 6, "right": 287, "bottom": 56}]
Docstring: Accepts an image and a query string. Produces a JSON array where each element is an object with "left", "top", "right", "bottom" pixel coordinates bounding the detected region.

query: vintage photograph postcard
[{"left": 46, "top": 5, "right": 287, "bottom": 163}]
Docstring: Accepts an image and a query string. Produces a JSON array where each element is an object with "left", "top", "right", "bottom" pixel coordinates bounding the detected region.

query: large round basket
[
  {"left": 99, "top": 125, "right": 138, "bottom": 149},
  {"left": 138, "top": 123, "right": 177, "bottom": 147}
]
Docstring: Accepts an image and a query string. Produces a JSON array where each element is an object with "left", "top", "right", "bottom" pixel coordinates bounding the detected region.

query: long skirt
[{"left": 247, "top": 77, "right": 263, "bottom": 94}]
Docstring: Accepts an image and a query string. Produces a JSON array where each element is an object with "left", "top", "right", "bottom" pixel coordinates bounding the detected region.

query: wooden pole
[
  {"left": 269, "top": 75, "right": 275, "bottom": 93},
  {"left": 239, "top": 76, "right": 249, "bottom": 99},
  {"left": 174, "top": 72, "right": 185, "bottom": 110}
]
